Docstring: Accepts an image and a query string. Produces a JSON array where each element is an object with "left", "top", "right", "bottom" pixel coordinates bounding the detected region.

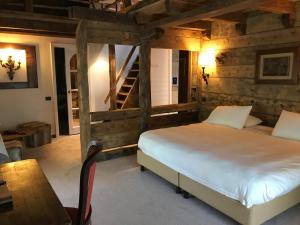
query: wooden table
[{"left": 0, "top": 160, "right": 71, "bottom": 225}]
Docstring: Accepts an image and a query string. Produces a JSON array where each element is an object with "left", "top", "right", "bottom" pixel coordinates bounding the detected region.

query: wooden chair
[{"left": 65, "top": 142, "right": 102, "bottom": 225}]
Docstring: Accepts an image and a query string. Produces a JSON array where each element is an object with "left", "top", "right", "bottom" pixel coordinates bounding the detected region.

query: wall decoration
[
  {"left": 0, "top": 43, "right": 38, "bottom": 89},
  {"left": 255, "top": 47, "right": 299, "bottom": 85}
]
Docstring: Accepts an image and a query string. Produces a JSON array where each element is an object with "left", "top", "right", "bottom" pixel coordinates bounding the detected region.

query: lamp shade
[
  {"left": 199, "top": 49, "right": 215, "bottom": 67},
  {"left": 0, "top": 48, "right": 26, "bottom": 63}
]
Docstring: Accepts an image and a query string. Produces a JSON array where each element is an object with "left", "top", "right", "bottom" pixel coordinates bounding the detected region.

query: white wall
[
  {"left": 88, "top": 44, "right": 110, "bottom": 112},
  {"left": 0, "top": 33, "right": 74, "bottom": 134},
  {"left": 150, "top": 48, "right": 172, "bottom": 106}
]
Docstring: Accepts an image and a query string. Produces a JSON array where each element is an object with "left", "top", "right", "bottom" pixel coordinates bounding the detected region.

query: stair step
[
  {"left": 126, "top": 77, "right": 136, "bottom": 80},
  {"left": 128, "top": 73, "right": 138, "bottom": 78},
  {"left": 130, "top": 69, "right": 139, "bottom": 72},
  {"left": 117, "top": 100, "right": 125, "bottom": 104},
  {"left": 122, "top": 84, "right": 133, "bottom": 88},
  {"left": 118, "top": 92, "right": 129, "bottom": 96}
]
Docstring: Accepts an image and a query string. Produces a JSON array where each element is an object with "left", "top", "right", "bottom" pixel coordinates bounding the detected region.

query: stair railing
[{"left": 104, "top": 46, "right": 137, "bottom": 104}]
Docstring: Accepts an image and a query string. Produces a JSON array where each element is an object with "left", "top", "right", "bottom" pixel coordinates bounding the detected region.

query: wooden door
[{"left": 178, "top": 50, "right": 190, "bottom": 103}]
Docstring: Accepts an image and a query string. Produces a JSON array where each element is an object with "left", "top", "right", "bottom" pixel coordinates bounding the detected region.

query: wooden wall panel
[
  {"left": 91, "top": 108, "right": 142, "bottom": 122},
  {"left": 91, "top": 118, "right": 141, "bottom": 149},
  {"left": 200, "top": 10, "right": 300, "bottom": 126},
  {"left": 151, "top": 28, "right": 201, "bottom": 51},
  {"left": 207, "top": 27, "right": 300, "bottom": 50}
]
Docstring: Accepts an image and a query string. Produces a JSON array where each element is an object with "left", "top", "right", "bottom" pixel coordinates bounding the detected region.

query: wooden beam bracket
[
  {"left": 201, "top": 30, "right": 211, "bottom": 40},
  {"left": 282, "top": 13, "right": 296, "bottom": 28},
  {"left": 235, "top": 23, "right": 247, "bottom": 35},
  {"left": 139, "top": 28, "right": 164, "bottom": 42}
]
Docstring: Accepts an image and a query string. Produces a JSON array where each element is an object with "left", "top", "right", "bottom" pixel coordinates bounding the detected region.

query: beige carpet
[{"left": 24, "top": 135, "right": 300, "bottom": 225}]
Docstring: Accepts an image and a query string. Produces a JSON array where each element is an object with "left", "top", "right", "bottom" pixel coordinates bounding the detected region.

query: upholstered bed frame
[{"left": 137, "top": 150, "right": 300, "bottom": 225}]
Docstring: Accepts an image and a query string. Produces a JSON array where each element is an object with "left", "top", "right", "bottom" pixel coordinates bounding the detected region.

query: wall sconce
[
  {"left": 0, "top": 55, "right": 21, "bottom": 80},
  {"left": 200, "top": 65, "right": 209, "bottom": 85},
  {"left": 199, "top": 49, "right": 215, "bottom": 85}
]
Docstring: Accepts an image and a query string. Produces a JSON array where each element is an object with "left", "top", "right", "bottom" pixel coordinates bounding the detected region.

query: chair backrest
[{"left": 77, "top": 142, "right": 102, "bottom": 225}]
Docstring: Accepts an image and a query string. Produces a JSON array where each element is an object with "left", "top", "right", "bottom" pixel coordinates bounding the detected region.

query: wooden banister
[
  {"left": 90, "top": 108, "right": 142, "bottom": 122},
  {"left": 151, "top": 102, "right": 199, "bottom": 115},
  {"left": 104, "top": 46, "right": 137, "bottom": 104}
]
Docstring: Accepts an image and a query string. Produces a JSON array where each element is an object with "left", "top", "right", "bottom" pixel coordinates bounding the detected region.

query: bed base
[
  {"left": 137, "top": 150, "right": 178, "bottom": 186},
  {"left": 137, "top": 150, "right": 300, "bottom": 225}
]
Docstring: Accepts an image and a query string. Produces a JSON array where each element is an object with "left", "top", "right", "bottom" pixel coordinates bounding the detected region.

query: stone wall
[{"left": 200, "top": 7, "right": 300, "bottom": 126}]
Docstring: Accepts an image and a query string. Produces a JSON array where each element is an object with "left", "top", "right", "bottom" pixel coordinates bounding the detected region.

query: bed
[{"left": 137, "top": 122, "right": 300, "bottom": 225}]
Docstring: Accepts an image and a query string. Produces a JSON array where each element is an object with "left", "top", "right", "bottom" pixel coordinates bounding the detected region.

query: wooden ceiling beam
[
  {"left": 0, "top": 10, "right": 77, "bottom": 24},
  {"left": 212, "top": 11, "right": 247, "bottom": 23},
  {"left": 126, "top": 0, "right": 162, "bottom": 14},
  {"left": 69, "top": 6, "right": 136, "bottom": 25},
  {"left": 25, "top": 0, "right": 33, "bottom": 12},
  {"left": 254, "top": 0, "right": 296, "bottom": 28},
  {"left": 69, "top": 0, "right": 89, "bottom": 5},
  {"left": 177, "top": 20, "right": 211, "bottom": 30},
  {"left": 255, "top": 0, "right": 295, "bottom": 15},
  {"left": 146, "top": 0, "right": 255, "bottom": 28},
  {"left": 0, "top": 16, "right": 77, "bottom": 37},
  {"left": 0, "top": 2, "right": 68, "bottom": 12},
  {"left": 0, "top": 9, "right": 77, "bottom": 36}
]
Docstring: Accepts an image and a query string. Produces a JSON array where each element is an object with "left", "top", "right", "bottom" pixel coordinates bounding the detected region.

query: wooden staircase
[{"left": 116, "top": 57, "right": 139, "bottom": 109}]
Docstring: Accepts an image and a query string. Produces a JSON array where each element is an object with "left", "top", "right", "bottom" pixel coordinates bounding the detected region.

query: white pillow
[
  {"left": 244, "top": 115, "right": 262, "bottom": 128},
  {"left": 205, "top": 106, "right": 252, "bottom": 129},
  {"left": 272, "top": 110, "right": 300, "bottom": 141}
]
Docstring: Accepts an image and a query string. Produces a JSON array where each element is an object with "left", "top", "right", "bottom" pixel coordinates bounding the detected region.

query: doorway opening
[{"left": 53, "top": 46, "right": 79, "bottom": 136}]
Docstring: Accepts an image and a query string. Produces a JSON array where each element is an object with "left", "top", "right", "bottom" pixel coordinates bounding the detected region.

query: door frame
[
  {"left": 50, "top": 43, "right": 76, "bottom": 137},
  {"left": 65, "top": 46, "right": 80, "bottom": 134}
]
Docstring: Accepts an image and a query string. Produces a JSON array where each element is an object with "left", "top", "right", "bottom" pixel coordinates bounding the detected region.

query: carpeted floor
[{"left": 24, "top": 135, "right": 300, "bottom": 225}]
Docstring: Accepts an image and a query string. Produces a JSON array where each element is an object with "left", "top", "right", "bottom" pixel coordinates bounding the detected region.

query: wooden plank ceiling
[{"left": 0, "top": 0, "right": 298, "bottom": 37}]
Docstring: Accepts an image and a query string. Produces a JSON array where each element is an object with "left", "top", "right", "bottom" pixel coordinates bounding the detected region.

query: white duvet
[{"left": 138, "top": 123, "right": 300, "bottom": 208}]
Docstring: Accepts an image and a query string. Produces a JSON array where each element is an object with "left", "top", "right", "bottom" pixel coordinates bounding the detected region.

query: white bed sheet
[{"left": 138, "top": 123, "right": 300, "bottom": 208}]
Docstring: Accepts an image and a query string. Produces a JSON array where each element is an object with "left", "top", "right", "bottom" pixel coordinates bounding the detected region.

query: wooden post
[
  {"left": 76, "top": 20, "right": 91, "bottom": 161},
  {"left": 139, "top": 40, "right": 151, "bottom": 132},
  {"left": 108, "top": 44, "right": 117, "bottom": 110},
  {"left": 24, "top": 0, "right": 33, "bottom": 12}
]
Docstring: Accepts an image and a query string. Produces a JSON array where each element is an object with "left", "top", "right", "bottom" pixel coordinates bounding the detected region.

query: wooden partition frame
[
  {"left": 90, "top": 108, "right": 142, "bottom": 150},
  {"left": 89, "top": 102, "right": 199, "bottom": 151},
  {"left": 150, "top": 102, "right": 200, "bottom": 129},
  {"left": 76, "top": 19, "right": 163, "bottom": 160},
  {"left": 76, "top": 19, "right": 201, "bottom": 160}
]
